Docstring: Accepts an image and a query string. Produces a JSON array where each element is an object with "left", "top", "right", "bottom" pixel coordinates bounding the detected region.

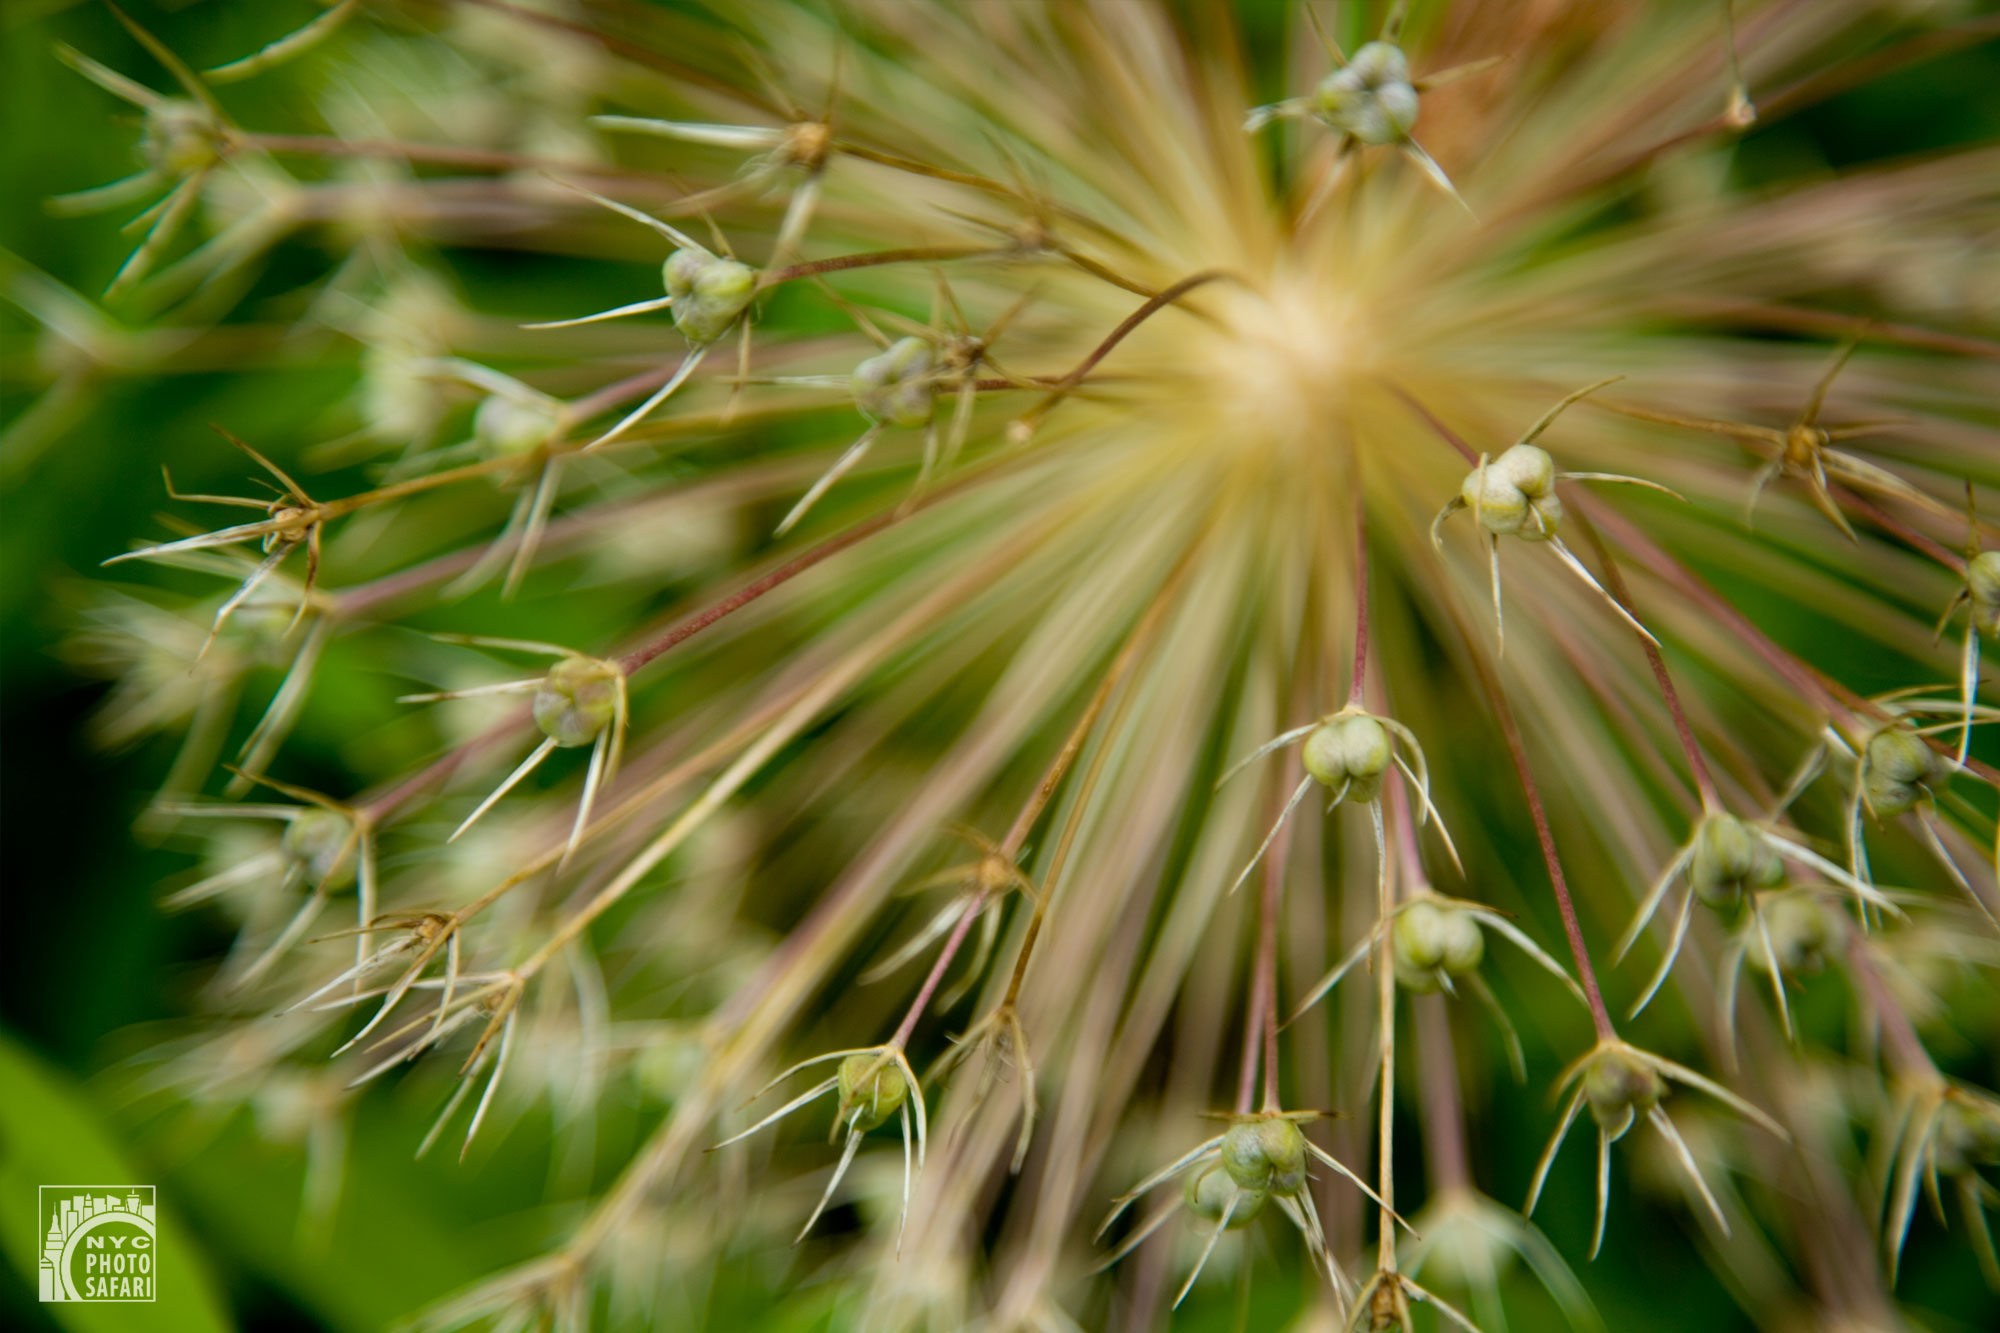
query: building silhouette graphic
[{"left": 38, "top": 1187, "right": 156, "bottom": 1302}]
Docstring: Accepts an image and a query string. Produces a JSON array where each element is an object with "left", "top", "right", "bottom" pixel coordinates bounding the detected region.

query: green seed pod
[
  {"left": 1583, "top": 1045, "right": 1664, "bottom": 1138},
  {"left": 1863, "top": 728, "right": 1947, "bottom": 817},
  {"left": 1302, "top": 713, "right": 1393, "bottom": 801},
  {"left": 1392, "top": 900, "right": 1485, "bottom": 992},
  {"left": 474, "top": 393, "right": 564, "bottom": 458},
  {"left": 1460, "top": 444, "right": 1561, "bottom": 541},
  {"left": 143, "top": 100, "right": 225, "bottom": 176},
  {"left": 1754, "top": 894, "right": 1843, "bottom": 976},
  {"left": 533, "top": 656, "right": 622, "bottom": 748},
  {"left": 852, "top": 337, "right": 937, "bottom": 430},
  {"left": 1182, "top": 1162, "right": 1266, "bottom": 1227},
  {"left": 1311, "top": 42, "right": 1419, "bottom": 145},
  {"left": 663, "top": 249, "right": 757, "bottom": 344},
  {"left": 1968, "top": 550, "right": 2000, "bottom": 633},
  {"left": 1690, "top": 813, "right": 1783, "bottom": 910},
  {"left": 1932, "top": 1098, "right": 2000, "bottom": 1176},
  {"left": 836, "top": 1053, "right": 908, "bottom": 1132},
  {"left": 281, "top": 808, "right": 355, "bottom": 888},
  {"left": 1220, "top": 1117, "right": 1308, "bottom": 1196}
]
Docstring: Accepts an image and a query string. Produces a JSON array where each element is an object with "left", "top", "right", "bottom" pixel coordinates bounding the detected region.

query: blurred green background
[{"left": 4, "top": 3, "right": 2000, "bottom": 1331}]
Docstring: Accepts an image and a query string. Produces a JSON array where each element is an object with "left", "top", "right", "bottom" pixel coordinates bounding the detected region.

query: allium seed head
[
  {"left": 853, "top": 337, "right": 937, "bottom": 430},
  {"left": 532, "top": 656, "right": 621, "bottom": 748},
  {"left": 1393, "top": 900, "right": 1485, "bottom": 992},
  {"left": 663, "top": 250, "right": 757, "bottom": 345},
  {"left": 1313, "top": 43, "right": 1419, "bottom": 146},
  {"left": 281, "top": 808, "right": 354, "bottom": 888},
  {"left": 1220, "top": 1117, "right": 1308, "bottom": 1196},
  {"left": 1691, "top": 813, "right": 1783, "bottom": 910},
  {"left": 836, "top": 1053, "right": 908, "bottom": 1133},
  {"left": 1303, "top": 713, "right": 1393, "bottom": 800},
  {"left": 1863, "top": 727, "right": 1949, "bottom": 816},
  {"left": 1584, "top": 1046, "right": 1666, "bottom": 1138}
]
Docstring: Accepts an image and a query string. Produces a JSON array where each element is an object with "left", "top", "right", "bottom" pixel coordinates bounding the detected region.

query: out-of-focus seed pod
[
  {"left": 664, "top": 249, "right": 756, "bottom": 344},
  {"left": 1583, "top": 1045, "right": 1665, "bottom": 1138},
  {"left": 836, "top": 1053, "right": 908, "bottom": 1132},
  {"left": 281, "top": 808, "right": 354, "bottom": 888},
  {"left": 1690, "top": 813, "right": 1783, "bottom": 910},
  {"left": 1864, "top": 727, "right": 1949, "bottom": 817},
  {"left": 1393, "top": 899, "right": 1485, "bottom": 992},
  {"left": 1968, "top": 550, "right": 2000, "bottom": 634},
  {"left": 474, "top": 393, "right": 564, "bottom": 458},
  {"left": 1754, "top": 894, "right": 1843, "bottom": 976},
  {"left": 533, "top": 656, "right": 621, "bottom": 748},
  {"left": 1220, "top": 1118, "right": 1307, "bottom": 1196},
  {"left": 1933, "top": 1098, "right": 2000, "bottom": 1175},
  {"left": 1183, "top": 1162, "right": 1266, "bottom": 1227},
  {"left": 1415, "top": 1202, "right": 1515, "bottom": 1291},
  {"left": 1312, "top": 42, "right": 1419, "bottom": 145},
  {"left": 143, "top": 100, "right": 225, "bottom": 176},
  {"left": 1302, "top": 713, "right": 1393, "bottom": 801},
  {"left": 852, "top": 337, "right": 937, "bottom": 430}
]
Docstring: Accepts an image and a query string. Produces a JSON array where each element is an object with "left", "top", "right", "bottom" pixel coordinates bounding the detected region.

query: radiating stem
[
  {"left": 1376, "top": 795, "right": 1399, "bottom": 1273},
  {"left": 1349, "top": 488, "right": 1371, "bottom": 707},
  {"left": 1568, "top": 508, "right": 1719, "bottom": 810},
  {"left": 893, "top": 539, "right": 1197, "bottom": 1045},
  {"left": 1843, "top": 932, "right": 1939, "bottom": 1083},
  {"left": 1460, "top": 623, "right": 1618, "bottom": 1041},
  {"left": 1238, "top": 775, "right": 1292, "bottom": 1116},
  {"left": 1416, "top": 993, "right": 1470, "bottom": 1194},
  {"left": 762, "top": 246, "right": 1001, "bottom": 287},
  {"left": 1011, "top": 270, "right": 1236, "bottom": 435}
]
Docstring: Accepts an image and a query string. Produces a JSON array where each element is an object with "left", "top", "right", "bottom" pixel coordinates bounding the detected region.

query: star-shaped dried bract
[
  {"left": 1604, "top": 335, "right": 1949, "bottom": 540},
  {"left": 106, "top": 428, "right": 328, "bottom": 657}
]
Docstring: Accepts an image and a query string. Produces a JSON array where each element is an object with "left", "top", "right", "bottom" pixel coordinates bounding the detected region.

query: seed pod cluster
[
  {"left": 1583, "top": 1045, "right": 1665, "bottom": 1138},
  {"left": 663, "top": 248, "right": 757, "bottom": 344},
  {"left": 836, "top": 1053, "right": 908, "bottom": 1132},
  {"left": 1461, "top": 445, "right": 1561, "bottom": 542},
  {"left": 1392, "top": 899, "right": 1485, "bottom": 992},
  {"left": 1302, "top": 712, "right": 1393, "bottom": 801},
  {"left": 1313, "top": 42, "right": 1419, "bottom": 145},
  {"left": 1690, "top": 813, "right": 1783, "bottom": 910},
  {"left": 852, "top": 337, "right": 937, "bottom": 430},
  {"left": 281, "top": 807, "right": 354, "bottom": 888},
  {"left": 533, "top": 656, "right": 622, "bottom": 748},
  {"left": 1863, "top": 727, "right": 1949, "bottom": 817},
  {"left": 1220, "top": 1118, "right": 1307, "bottom": 1197}
]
